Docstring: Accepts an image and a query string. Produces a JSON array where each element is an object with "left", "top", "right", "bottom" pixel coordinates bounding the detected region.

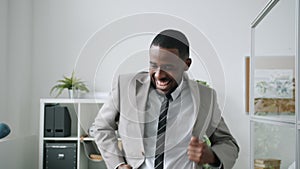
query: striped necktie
[{"left": 154, "top": 95, "right": 171, "bottom": 169}]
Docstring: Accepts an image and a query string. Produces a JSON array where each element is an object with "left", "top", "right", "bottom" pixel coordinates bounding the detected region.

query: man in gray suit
[{"left": 94, "top": 29, "right": 239, "bottom": 169}]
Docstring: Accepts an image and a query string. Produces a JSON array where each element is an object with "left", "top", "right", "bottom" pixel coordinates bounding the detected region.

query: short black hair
[{"left": 150, "top": 29, "right": 189, "bottom": 59}]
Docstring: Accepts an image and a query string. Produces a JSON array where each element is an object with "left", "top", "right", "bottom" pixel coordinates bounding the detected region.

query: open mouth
[{"left": 156, "top": 79, "right": 171, "bottom": 90}]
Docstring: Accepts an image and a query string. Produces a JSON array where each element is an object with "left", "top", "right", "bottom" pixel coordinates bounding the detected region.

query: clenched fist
[{"left": 187, "top": 136, "right": 218, "bottom": 165}]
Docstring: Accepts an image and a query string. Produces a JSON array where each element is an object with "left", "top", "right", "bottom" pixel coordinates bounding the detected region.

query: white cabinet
[
  {"left": 39, "top": 98, "right": 107, "bottom": 169},
  {"left": 250, "top": 0, "right": 299, "bottom": 168}
]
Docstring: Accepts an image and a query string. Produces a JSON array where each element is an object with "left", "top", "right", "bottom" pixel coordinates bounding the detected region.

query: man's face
[{"left": 149, "top": 45, "right": 189, "bottom": 95}]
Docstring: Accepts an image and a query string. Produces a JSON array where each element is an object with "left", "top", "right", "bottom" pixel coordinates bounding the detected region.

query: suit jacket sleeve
[
  {"left": 208, "top": 89, "right": 239, "bottom": 169},
  {"left": 93, "top": 75, "right": 124, "bottom": 169}
]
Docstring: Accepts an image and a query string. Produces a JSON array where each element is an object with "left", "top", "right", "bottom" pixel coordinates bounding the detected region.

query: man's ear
[{"left": 184, "top": 58, "right": 192, "bottom": 71}]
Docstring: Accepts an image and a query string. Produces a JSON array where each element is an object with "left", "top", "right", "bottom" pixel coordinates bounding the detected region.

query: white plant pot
[{"left": 68, "top": 89, "right": 79, "bottom": 98}]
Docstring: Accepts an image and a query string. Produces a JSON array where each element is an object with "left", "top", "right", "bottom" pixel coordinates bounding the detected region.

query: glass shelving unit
[{"left": 250, "top": 0, "right": 299, "bottom": 168}]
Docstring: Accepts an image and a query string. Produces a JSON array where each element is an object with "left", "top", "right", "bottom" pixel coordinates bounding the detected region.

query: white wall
[
  {"left": 7, "top": 0, "right": 33, "bottom": 140},
  {"left": 1, "top": 0, "right": 269, "bottom": 169},
  {"left": 0, "top": 0, "right": 8, "bottom": 121},
  {"left": 31, "top": 1, "right": 268, "bottom": 169},
  {"left": 0, "top": 0, "right": 37, "bottom": 169}
]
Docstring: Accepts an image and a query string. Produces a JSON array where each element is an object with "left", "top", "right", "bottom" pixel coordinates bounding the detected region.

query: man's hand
[
  {"left": 187, "top": 136, "right": 218, "bottom": 165},
  {"left": 118, "top": 164, "right": 132, "bottom": 169}
]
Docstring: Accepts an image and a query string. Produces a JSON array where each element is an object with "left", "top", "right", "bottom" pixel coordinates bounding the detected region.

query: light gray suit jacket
[{"left": 94, "top": 72, "right": 239, "bottom": 169}]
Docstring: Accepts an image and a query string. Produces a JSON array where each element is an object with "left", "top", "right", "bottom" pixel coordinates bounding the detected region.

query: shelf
[
  {"left": 82, "top": 137, "right": 95, "bottom": 141},
  {"left": 251, "top": 114, "right": 296, "bottom": 125},
  {"left": 252, "top": 121, "right": 296, "bottom": 168},
  {"left": 44, "top": 137, "right": 78, "bottom": 141},
  {"left": 39, "top": 98, "right": 107, "bottom": 169},
  {"left": 79, "top": 141, "right": 106, "bottom": 169},
  {"left": 80, "top": 137, "right": 121, "bottom": 142}
]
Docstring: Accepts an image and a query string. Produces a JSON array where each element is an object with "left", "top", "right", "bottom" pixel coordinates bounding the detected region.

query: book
[
  {"left": 254, "top": 159, "right": 281, "bottom": 169},
  {"left": 255, "top": 159, "right": 281, "bottom": 165}
]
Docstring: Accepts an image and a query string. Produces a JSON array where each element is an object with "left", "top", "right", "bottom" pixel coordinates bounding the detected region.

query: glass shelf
[
  {"left": 252, "top": 114, "right": 295, "bottom": 124},
  {"left": 252, "top": 121, "right": 295, "bottom": 169}
]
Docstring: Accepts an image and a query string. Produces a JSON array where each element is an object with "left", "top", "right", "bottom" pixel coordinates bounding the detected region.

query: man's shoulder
[
  {"left": 187, "top": 79, "right": 215, "bottom": 98},
  {"left": 119, "top": 71, "right": 148, "bottom": 81},
  {"left": 188, "top": 79, "right": 212, "bottom": 91}
]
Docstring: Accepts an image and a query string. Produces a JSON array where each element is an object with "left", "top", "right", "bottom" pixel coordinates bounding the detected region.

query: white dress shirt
[{"left": 140, "top": 77, "right": 195, "bottom": 169}]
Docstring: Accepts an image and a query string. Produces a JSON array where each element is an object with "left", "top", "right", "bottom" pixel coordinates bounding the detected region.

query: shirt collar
[{"left": 170, "top": 76, "right": 185, "bottom": 101}]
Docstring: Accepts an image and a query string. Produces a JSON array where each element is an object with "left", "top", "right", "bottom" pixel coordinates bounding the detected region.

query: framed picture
[
  {"left": 254, "top": 69, "right": 293, "bottom": 99},
  {"left": 245, "top": 56, "right": 250, "bottom": 113},
  {"left": 254, "top": 69, "right": 295, "bottom": 114}
]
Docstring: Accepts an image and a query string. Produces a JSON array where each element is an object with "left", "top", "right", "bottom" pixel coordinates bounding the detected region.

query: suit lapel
[
  {"left": 189, "top": 79, "right": 213, "bottom": 139},
  {"left": 136, "top": 78, "right": 150, "bottom": 121},
  {"left": 135, "top": 73, "right": 150, "bottom": 149},
  {"left": 189, "top": 80, "right": 201, "bottom": 136}
]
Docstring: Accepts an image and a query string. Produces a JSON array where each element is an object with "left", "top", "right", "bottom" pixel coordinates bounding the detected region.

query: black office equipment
[
  {"left": 44, "top": 106, "right": 55, "bottom": 137},
  {"left": 44, "top": 142, "right": 77, "bottom": 169},
  {"left": 44, "top": 105, "right": 71, "bottom": 137},
  {"left": 54, "top": 106, "right": 71, "bottom": 137}
]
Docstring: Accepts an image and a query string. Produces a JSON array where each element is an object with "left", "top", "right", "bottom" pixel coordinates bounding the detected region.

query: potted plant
[{"left": 50, "top": 71, "right": 89, "bottom": 98}]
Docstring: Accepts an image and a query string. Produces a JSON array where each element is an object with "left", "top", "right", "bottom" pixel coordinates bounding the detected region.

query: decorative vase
[{"left": 68, "top": 89, "right": 79, "bottom": 98}]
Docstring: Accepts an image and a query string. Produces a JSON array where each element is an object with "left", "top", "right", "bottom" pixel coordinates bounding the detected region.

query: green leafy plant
[
  {"left": 50, "top": 71, "right": 89, "bottom": 97},
  {"left": 202, "top": 135, "right": 213, "bottom": 169},
  {"left": 196, "top": 80, "right": 209, "bottom": 87}
]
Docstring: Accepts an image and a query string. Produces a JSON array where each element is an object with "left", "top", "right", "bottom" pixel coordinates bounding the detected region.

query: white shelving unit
[
  {"left": 250, "top": 0, "right": 299, "bottom": 169},
  {"left": 39, "top": 98, "right": 107, "bottom": 169}
]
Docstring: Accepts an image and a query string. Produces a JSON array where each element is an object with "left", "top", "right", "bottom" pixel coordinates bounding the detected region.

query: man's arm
[
  {"left": 93, "top": 76, "right": 126, "bottom": 169},
  {"left": 188, "top": 119, "right": 239, "bottom": 169},
  {"left": 208, "top": 89, "right": 239, "bottom": 169},
  {"left": 189, "top": 87, "right": 239, "bottom": 169},
  {"left": 209, "top": 117, "right": 239, "bottom": 169}
]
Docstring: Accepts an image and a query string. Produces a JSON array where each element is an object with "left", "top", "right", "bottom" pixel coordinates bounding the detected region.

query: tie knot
[{"left": 165, "top": 94, "right": 172, "bottom": 100}]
